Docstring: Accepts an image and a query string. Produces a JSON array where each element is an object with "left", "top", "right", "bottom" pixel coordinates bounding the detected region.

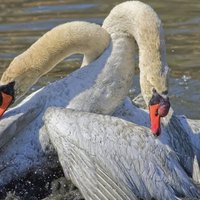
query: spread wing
[{"left": 44, "top": 107, "right": 200, "bottom": 200}]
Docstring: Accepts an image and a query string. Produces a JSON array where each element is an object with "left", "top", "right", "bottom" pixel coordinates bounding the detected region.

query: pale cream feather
[
  {"left": 0, "top": 21, "right": 110, "bottom": 99},
  {"left": 103, "top": 1, "right": 169, "bottom": 105}
]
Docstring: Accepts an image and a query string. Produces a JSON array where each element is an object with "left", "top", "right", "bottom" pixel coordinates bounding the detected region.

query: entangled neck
[
  {"left": 1, "top": 21, "right": 110, "bottom": 98},
  {"left": 103, "top": 1, "right": 168, "bottom": 105}
]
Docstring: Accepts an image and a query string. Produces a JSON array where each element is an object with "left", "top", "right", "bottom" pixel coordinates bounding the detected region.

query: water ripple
[{"left": 25, "top": 3, "right": 96, "bottom": 13}]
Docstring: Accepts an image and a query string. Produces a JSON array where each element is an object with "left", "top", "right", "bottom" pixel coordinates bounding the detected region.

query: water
[{"left": 0, "top": 0, "right": 199, "bottom": 119}]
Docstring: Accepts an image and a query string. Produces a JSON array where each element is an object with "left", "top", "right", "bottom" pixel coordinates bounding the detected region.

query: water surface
[{"left": 0, "top": 0, "right": 199, "bottom": 119}]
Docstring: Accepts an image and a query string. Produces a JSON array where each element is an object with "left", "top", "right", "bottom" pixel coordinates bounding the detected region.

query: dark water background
[{"left": 0, "top": 0, "right": 199, "bottom": 119}]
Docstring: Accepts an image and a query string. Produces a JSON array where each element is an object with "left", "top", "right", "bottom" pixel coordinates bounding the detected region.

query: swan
[
  {"left": 42, "top": 2, "right": 200, "bottom": 199},
  {"left": 0, "top": 21, "right": 111, "bottom": 186},
  {"left": 0, "top": 1, "right": 199, "bottom": 198},
  {"left": 44, "top": 105, "right": 200, "bottom": 200}
]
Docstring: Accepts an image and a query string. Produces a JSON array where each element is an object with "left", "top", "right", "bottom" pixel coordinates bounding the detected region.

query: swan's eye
[
  {"left": 149, "top": 89, "right": 160, "bottom": 106},
  {"left": 162, "top": 90, "right": 168, "bottom": 95},
  {"left": 1, "top": 81, "right": 15, "bottom": 94}
]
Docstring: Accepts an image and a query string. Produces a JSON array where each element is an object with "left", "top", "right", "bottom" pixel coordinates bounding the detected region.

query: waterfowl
[
  {"left": 0, "top": 21, "right": 111, "bottom": 185},
  {"left": 0, "top": 2, "right": 199, "bottom": 199},
  {"left": 44, "top": 105, "right": 200, "bottom": 200},
  {"left": 43, "top": 2, "right": 200, "bottom": 198}
]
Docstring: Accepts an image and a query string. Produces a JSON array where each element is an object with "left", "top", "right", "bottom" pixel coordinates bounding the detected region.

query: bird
[
  {"left": 0, "top": 21, "right": 111, "bottom": 186},
  {"left": 0, "top": 21, "right": 110, "bottom": 116},
  {"left": 43, "top": 1, "right": 200, "bottom": 199},
  {"left": 0, "top": 2, "right": 198, "bottom": 199},
  {"left": 44, "top": 105, "right": 200, "bottom": 200}
]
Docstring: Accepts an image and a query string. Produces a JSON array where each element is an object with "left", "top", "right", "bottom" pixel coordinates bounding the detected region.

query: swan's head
[
  {"left": 149, "top": 89, "right": 170, "bottom": 136},
  {"left": 0, "top": 81, "right": 15, "bottom": 117}
]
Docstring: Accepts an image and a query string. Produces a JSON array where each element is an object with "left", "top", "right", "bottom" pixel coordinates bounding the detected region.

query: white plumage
[{"left": 0, "top": 2, "right": 199, "bottom": 199}]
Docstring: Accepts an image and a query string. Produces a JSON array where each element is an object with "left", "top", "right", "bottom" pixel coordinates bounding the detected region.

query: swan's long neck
[
  {"left": 0, "top": 22, "right": 110, "bottom": 99},
  {"left": 103, "top": 1, "right": 168, "bottom": 105},
  {"left": 67, "top": 35, "right": 135, "bottom": 115}
]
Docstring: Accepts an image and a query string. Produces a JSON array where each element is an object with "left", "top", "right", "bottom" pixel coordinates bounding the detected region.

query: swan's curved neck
[
  {"left": 103, "top": 1, "right": 168, "bottom": 105},
  {"left": 67, "top": 35, "right": 135, "bottom": 115},
  {"left": 0, "top": 22, "right": 110, "bottom": 98}
]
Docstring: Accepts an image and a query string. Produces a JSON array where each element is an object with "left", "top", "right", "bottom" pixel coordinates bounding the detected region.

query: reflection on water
[{"left": 0, "top": 0, "right": 199, "bottom": 119}]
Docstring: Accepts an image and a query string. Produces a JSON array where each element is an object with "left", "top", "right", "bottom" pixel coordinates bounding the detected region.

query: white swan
[
  {"left": 44, "top": 105, "right": 200, "bottom": 200},
  {"left": 0, "top": 0, "right": 170, "bottom": 136},
  {"left": 0, "top": 22, "right": 110, "bottom": 100},
  {"left": 44, "top": 1, "right": 200, "bottom": 199},
  {"left": 0, "top": 1, "right": 199, "bottom": 198},
  {"left": 0, "top": 21, "right": 110, "bottom": 185}
]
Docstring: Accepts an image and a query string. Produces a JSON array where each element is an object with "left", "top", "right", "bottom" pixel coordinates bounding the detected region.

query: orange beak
[
  {"left": 149, "top": 89, "right": 170, "bottom": 136},
  {"left": 0, "top": 92, "right": 14, "bottom": 117},
  {"left": 149, "top": 103, "right": 161, "bottom": 136},
  {"left": 0, "top": 81, "right": 15, "bottom": 118}
]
